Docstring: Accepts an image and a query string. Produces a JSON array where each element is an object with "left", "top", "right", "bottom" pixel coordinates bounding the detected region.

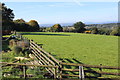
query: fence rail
[
  {"left": 29, "top": 40, "right": 60, "bottom": 78},
  {"left": 13, "top": 34, "right": 120, "bottom": 79},
  {"left": 0, "top": 62, "right": 58, "bottom": 68},
  {"left": 60, "top": 62, "right": 120, "bottom": 70},
  {"left": 29, "top": 37, "right": 120, "bottom": 79},
  {"left": 60, "top": 62, "right": 120, "bottom": 79},
  {"left": 30, "top": 40, "right": 59, "bottom": 65}
]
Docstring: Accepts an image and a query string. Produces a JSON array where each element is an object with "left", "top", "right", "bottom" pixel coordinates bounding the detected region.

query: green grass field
[{"left": 22, "top": 32, "right": 118, "bottom": 67}]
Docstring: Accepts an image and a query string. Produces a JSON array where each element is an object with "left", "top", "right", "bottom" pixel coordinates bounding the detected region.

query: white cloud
[
  {"left": 46, "top": 2, "right": 85, "bottom": 8},
  {"left": 73, "top": 0, "right": 85, "bottom": 6}
]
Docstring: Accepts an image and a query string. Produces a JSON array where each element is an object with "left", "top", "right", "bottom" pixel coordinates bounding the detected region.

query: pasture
[{"left": 22, "top": 32, "right": 118, "bottom": 67}]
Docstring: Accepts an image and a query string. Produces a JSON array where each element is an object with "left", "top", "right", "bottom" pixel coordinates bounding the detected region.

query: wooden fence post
[
  {"left": 79, "top": 66, "right": 84, "bottom": 80},
  {"left": 23, "top": 65, "right": 27, "bottom": 79},
  {"left": 59, "top": 64, "right": 63, "bottom": 79},
  {"left": 54, "top": 67, "right": 57, "bottom": 79},
  {"left": 99, "top": 64, "right": 102, "bottom": 77}
]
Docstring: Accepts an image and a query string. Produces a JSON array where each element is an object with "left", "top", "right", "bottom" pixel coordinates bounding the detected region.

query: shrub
[
  {"left": 74, "top": 21, "right": 86, "bottom": 33},
  {"left": 22, "top": 48, "right": 31, "bottom": 57},
  {"left": 110, "top": 30, "right": 118, "bottom": 36},
  {"left": 51, "top": 24, "right": 63, "bottom": 32},
  {"left": 9, "top": 39, "right": 17, "bottom": 48},
  {"left": 91, "top": 27, "right": 98, "bottom": 34},
  {"left": 13, "top": 46, "right": 22, "bottom": 54}
]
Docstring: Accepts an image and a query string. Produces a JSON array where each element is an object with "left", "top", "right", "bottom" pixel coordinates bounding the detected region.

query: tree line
[
  {"left": 2, "top": 3, "right": 39, "bottom": 32},
  {"left": 2, "top": 3, "right": 120, "bottom": 36}
]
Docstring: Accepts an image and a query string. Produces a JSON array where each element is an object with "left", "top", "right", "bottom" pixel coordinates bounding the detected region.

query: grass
[
  {"left": 1, "top": 35, "right": 46, "bottom": 79},
  {"left": 22, "top": 32, "right": 119, "bottom": 78},
  {"left": 22, "top": 32, "right": 118, "bottom": 67}
]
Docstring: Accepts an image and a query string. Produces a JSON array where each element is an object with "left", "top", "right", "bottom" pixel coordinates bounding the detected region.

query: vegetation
[
  {"left": 13, "top": 19, "right": 30, "bottom": 31},
  {"left": 110, "top": 27, "right": 120, "bottom": 36},
  {"left": 1, "top": 3, "right": 40, "bottom": 32},
  {"left": 1, "top": 35, "right": 45, "bottom": 78},
  {"left": 2, "top": 3, "right": 120, "bottom": 36},
  {"left": 22, "top": 32, "right": 118, "bottom": 67},
  {"left": 2, "top": 3, "right": 14, "bottom": 30},
  {"left": 74, "top": 21, "right": 86, "bottom": 33},
  {"left": 91, "top": 27, "right": 99, "bottom": 34},
  {"left": 2, "top": 3, "right": 119, "bottom": 79},
  {"left": 63, "top": 27, "right": 75, "bottom": 32},
  {"left": 27, "top": 20, "right": 40, "bottom": 31},
  {"left": 50, "top": 24, "right": 63, "bottom": 32}
]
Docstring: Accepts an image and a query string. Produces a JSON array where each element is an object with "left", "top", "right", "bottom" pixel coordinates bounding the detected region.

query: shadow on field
[
  {"left": 21, "top": 32, "right": 70, "bottom": 36},
  {"left": 59, "top": 58, "right": 101, "bottom": 78},
  {"left": 37, "top": 44, "right": 44, "bottom": 47}
]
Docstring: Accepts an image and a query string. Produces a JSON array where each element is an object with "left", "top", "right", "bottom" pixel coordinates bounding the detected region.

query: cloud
[
  {"left": 73, "top": 0, "right": 85, "bottom": 6},
  {"left": 46, "top": 2, "right": 85, "bottom": 8}
]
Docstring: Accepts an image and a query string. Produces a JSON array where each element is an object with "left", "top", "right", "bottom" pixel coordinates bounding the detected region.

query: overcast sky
[{"left": 5, "top": 2, "right": 118, "bottom": 24}]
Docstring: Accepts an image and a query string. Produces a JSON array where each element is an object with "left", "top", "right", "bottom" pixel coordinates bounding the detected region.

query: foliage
[
  {"left": 110, "top": 27, "right": 120, "bottom": 36},
  {"left": 98, "top": 28, "right": 112, "bottom": 35},
  {"left": 12, "top": 45, "right": 22, "bottom": 54},
  {"left": 73, "top": 21, "right": 86, "bottom": 33},
  {"left": 39, "top": 27, "right": 47, "bottom": 32},
  {"left": 51, "top": 24, "right": 63, "bottom": 32},
  {"left": 2, "top": 40, "right": 10, "bottom": 51},
  {"left": 91, "top": 27, "right": 99, "bottom": 34},
  {"left": 13, "top": 18, "right": 25, "bottom": 23},
  {"left": 13, "top": 19, "right": 40, "bottom": 32},
  {"left": 27, "top": 20, "right": 40, "bottom": 31},
  {"left": 13, "top": 19, "right": 30, "bottom": 32},
  {"left": 45, "top": 27, "right": 51, "bottom": 32},
  {"left": 2, "top": 3, "right": 14, "bottom": 30}
]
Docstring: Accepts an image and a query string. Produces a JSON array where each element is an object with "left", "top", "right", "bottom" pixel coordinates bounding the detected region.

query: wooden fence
[
  {"left": 29, "top": 39, "right": 120, "bottom": 79},
  {"left": 14, "top": 33, "right": 120, "bottom": 79},
  {"left": 29, "top": 40, "right": 60, "bottom": 78},
  {"left": 1, "top": 62, "right": 58, "bottom": 79},
  {"left": 60, "top": 62, "right": 120, "bottom": 79}
]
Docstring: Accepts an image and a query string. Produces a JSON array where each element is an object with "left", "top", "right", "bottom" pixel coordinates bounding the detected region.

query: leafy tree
[
  {"left": 27, "top": 20, "right": 40, "bottom": 31},
  {"left": 74, "top": 21, "right": 86, "bottom": 33},
  {"left": 13, "top": 19, "right": 30, "bottom": 31},
  {"left": 14, "top": 18, "right": 25, "bottom": 23},
  {"left": 91, "top": 27, "right": 98, "bottom": 34},
  {"left": 2, "top": 3, "right": 14, "bottom": 30},
  {"left": 51, "top": 24, "right": 63, "bottom": 32}
]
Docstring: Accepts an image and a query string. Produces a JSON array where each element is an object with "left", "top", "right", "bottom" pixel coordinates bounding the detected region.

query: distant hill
[
  {"left": 86, "top": 23, "right": 118, "bottom": 29},
  {"left": 40, "top": 23, "right": 118, "bottom": 29},
  {"left": 40, "top": 23, "right": 74, "bottom": 27}
]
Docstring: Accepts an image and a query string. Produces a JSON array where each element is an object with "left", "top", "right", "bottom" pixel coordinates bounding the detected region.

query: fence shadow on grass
[
  {"left": 72, "top": 58, "right": 101, "bottom": 78},
  {"left": 37, "top": 44, "right": 44, "bottom": 47},
  {"left": 21, "top": 32, "right": 70, "bottom": 36},
  {"left": 59, "top": 58, "right": 101, "bottom": 78}
]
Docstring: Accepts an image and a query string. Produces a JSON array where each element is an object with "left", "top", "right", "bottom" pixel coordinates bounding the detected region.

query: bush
[
  {"left": 51, "top": 24, "right": 63, "bottom": 32},
  {"left": 74, "top": 21, "right": 86, "bottom": 33},
  {"left": 22, "top": 48, "right": 31, "bottom": 57},
  {"left": 13, "top": 46, "right": 22, "bottom": 54},
  {"left": 110, "top": 30, "right": 118, "bottom": 36},
  {"left": 91, "top": 27, "right": 98, "bottom": 34},
  {"left": 98, "top": 28, "right": 112, "bottom": 35}
]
